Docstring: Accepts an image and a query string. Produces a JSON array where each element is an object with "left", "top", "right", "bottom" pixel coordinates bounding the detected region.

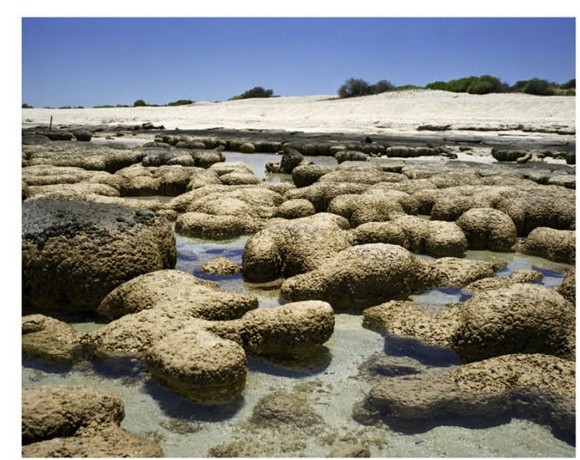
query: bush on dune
[{"left": 229, "top": 86, "right": 274, "bottom": 100}]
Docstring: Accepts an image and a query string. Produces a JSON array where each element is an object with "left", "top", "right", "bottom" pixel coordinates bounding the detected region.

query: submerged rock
[
  {"left": 363, "top": 283, "right": 574, "bottom": 363},
  {"left": 22, "top": 314, "right": 84, "bottom": 364},
  {"left": 200, "top": 257, "right": 241, "bottom": 275},
  {"left": 354, "top": 353, "right": 574, "bottom": 441},
  {"left": 249, "top": 390, "right": 324, "bottom": 428}
]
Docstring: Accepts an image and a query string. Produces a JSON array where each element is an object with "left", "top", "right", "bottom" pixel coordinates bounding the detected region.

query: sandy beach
[{"left": 22, "top": 89, "right": 576, "bottom": 136}]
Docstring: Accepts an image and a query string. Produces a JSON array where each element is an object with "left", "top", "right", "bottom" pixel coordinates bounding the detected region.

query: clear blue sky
[{"left": 22, "top": 17, "right": 575, "bottom": 107}]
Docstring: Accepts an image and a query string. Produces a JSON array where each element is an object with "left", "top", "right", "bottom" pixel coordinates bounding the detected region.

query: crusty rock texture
[
  {"left": 280, "top": 244, "right": 433, "bottom": 310},
  {"left": 22, "top": 314, "right": 84, "bottom": 364},
  {"left": 242, "top": 213, "right": 351, "bottom": 283},
  {"left": 146, "top": 327, "right": 248, "bottom": 403},
  {"left": 86, "top": 299, "right": 334, "bottom": 401},
  {"left": 207, "top": 300, "right": 335, "bottom": 359},
  {"left": 456, "top": 207, "right": 517, "bottom": 251},
  {"left": 352, "top": 216, "right": 467, "bottom": 257},
  {"left": 200, "top": 256, "right": 241, "bottom": 275},
  {"left": 249, "top": 390, "right": 324, "bottom": 428},
  {"left": 557, "top": 268, "right": 575, "bottom": 304},
  {"left": 22, "top": 199, "right": 176, "bottom": 315},
  {"left": 363, "top": 283, "right": 574, "bottom": 363},
  {"left": 22, "top": 385, "right": 163, "bottom": 457},
  {"left": 96, "top": 269, "right": 253, "bottom": 320},
  {"left": 522, "top": 227, "right": 575, "bottom": 263},
  {"left": 462, "top": 269, "right": 543, "bottom": 294},
  {"left": 354, "top": 354, "right": 574, "bottom": 441}
]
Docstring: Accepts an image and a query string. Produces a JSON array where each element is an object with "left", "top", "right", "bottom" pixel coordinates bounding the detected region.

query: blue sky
[{"left": 22, "top": 17, "right": 576, "bottom": 107}]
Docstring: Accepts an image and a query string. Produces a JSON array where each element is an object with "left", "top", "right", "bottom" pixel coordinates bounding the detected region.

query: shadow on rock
[
  {"left": 142, "top": 378, "right": 244, "bottom": 422},
  {"left": 246, "top": 345, "right": 332, "bottom": 377},
  {"left": 383, "top": 333, "right": 460, "bottom": 367}
]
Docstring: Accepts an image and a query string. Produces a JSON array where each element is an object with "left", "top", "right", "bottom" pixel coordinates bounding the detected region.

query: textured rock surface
[
  {"left": 363, "top": 283, "right": 575, "bottom": 363},
  {"left": 96, "top": 269, "right": 254, "bottom": 320},
  {"left": 428, "top": 257, "right": 504, "bottom": 288},
  {"left": 22, "top": 385, "right": 162, "bottom": 457},
  {"left": 249, "top": 390, "right": 324, "bottom": 428},
  {"left": 284, "top": 182, "right": 370, "bottom": 212},
  {"left": 463, "top": 269, "right": 543, "bottom": 294},
  {"left": 22, "top": 315, "right": 84, "bottom": 364},
  {"left": 200, "top": 257, "right": 241, "bottom": 275},
  {"left": 22, "top": 200, "right": 176, "bottom": 315},
  {"left": 495, "top": 189, "right": 575, "bottom": 236},
  {"left": 280, "top": 244, "right": 433, "bottom": 310},
  {"left": 22, "top": 385, "right": 125, "bottom": 444},
  {"left": 354, "top": 354, "right": 574, "bottom": 440},
  {"left": 557, "top": 268, "right": 575, "bottom": 304},
  {"left": 276, "top": 198, "right": 316, "bottom": 219},
  {"left": 208, "top": 300, "right": 335, "bottom": 358},
  {"left": 522, "top": 227, "right": 575, "bottom": 263},
  {"left": 175, "top": 211, "right": 267, "bottom": 239},
  {"left": 456, "top": 207, "right": 518, "bottom": 251},
  {"left": 146, "top": 327, "right": 247, "bottom": 403},
  {"left": 242, "top": 213, "right": 351, "bottom": 283},
  {"left": 451, "top": 283, "right": 575, "bottom": 362}
]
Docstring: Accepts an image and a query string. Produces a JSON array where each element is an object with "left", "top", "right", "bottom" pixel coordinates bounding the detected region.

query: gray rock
[{"left": 22, "top": 200, "right": 176, "bottom": 314}]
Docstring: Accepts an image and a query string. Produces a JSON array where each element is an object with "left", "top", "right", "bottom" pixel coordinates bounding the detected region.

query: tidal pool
[{"left": 21, "top": 153, "right": 575, "bottom": 457}]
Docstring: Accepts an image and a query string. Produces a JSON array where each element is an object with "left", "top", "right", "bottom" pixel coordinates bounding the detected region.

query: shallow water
[{"left": 22, "top": 153, "right": 575, "bottom": 457}]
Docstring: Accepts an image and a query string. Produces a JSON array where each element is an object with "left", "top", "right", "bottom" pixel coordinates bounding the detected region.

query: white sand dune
[{"left": 22, "top": 90, "right": 575, "bottom": 135}]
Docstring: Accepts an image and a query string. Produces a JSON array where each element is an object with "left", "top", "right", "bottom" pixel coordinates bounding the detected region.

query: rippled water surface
[{"left": 22, "top": 153, "right": 575, "bottom": 457}]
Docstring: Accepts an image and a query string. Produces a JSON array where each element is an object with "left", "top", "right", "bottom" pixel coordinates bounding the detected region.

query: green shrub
[
  {"left": 133, "top": 99, "right": 147, "bottom": 107},
  {"left": 425, "top": 81, "right": 448, "bottom": 91},
  {"left": 338, "top": 78, "right": 370, "bottom": 98},
  {"left": 229, "top": 87, "right": 274, "bottom": 100},
  {"left": 337, "top": 78, "right": 396, "bottom": 98},
  {"left": 22, "top": 103, "right": 33, "bottom": 109},
  {"left": 369, "top": 79, "right": 395, "bottom": 94},
  {"left": 167, "top": 99, "right": 194, "bottom": 106},
  {"left": 523, "top": 79, "right": 555, "bottom": 96},
  {"left": 446, "top": 76, "right": 478, "bottom": 93},
  {"left": 560, "top": 78, "right": 575, "bottom": 90},
  {"left": 394, "top": 84, "right": 422, "bottom": 91},
  {"left": 467, "top": 75, "right": 505, "bottom": 94}
]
